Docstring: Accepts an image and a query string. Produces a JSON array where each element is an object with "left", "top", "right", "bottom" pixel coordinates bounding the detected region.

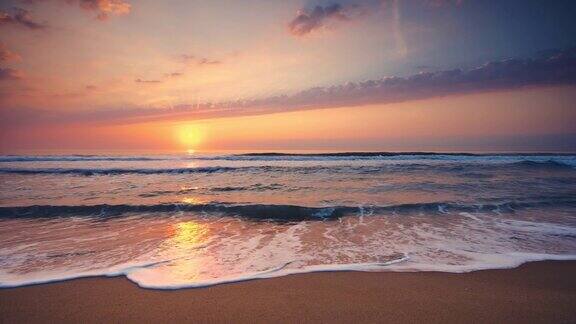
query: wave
[
  {"left": 0, "top": 159, "right": 573, "bottom": 176},
  {"left": 2, "top": 197, "right": 575, "bottom": 220},
  {"left": 194, "top": 154, "right": 576, "bottom": 163},
  {"left": 0, "top": 254, "right": 411, "bottom": 289},
  {"left": 210, "top": 184, "right": 285, "bottom": 192},
  {"left": 1, "top": 250, "right": 576, "bottom": 290},
  {"left": 129, "top": 253, "right": 576, "bottom": 289},
  {"left": 0, "top": 155, "right": 171, "bottom": 162},
  {"left": 129, "top": 255, "right": 412, "bottom": 290},
  {"left": 236, "top": 152, "right": 575, "bottom": 157},
  {"left": 509, "top": 160, "right": 575, "bottom": 169},
  {"left": 0, "top": 166, "right": 241, "bottom": 175},
  {"left": 2, "top": 153, "right": 574, "bottom": 163}
]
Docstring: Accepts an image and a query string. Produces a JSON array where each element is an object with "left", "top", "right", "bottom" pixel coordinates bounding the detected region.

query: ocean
[{"left": 0, "top": 152, "right": 575, "bottom": 289}]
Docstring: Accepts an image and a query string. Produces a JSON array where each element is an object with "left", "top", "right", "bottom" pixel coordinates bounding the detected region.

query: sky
[{"left": 0, "top": 0, "right": 575, "bottom": 152}]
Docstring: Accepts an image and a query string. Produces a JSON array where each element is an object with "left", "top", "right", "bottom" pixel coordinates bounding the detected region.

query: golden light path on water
[
  {"left": 181, "top": 197, "right": 204, "bottom": 205},
  {"left": 141, "top": 219, "right": 213, "bottom": 284}
]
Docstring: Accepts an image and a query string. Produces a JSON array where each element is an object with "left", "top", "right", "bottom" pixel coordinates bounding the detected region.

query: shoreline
[{"left": 1, "top": 260, "right": 575, "bottom": 323}]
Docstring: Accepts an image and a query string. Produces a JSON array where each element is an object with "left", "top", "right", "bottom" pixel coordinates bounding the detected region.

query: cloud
[
  {"left": 135, "top": 78, "right": 161, "bottom": 84},
  {"left": 138, "top": 70, "right": 186, "bottom": 84},
  {"left": 165, "top": 72, "right": 183, "bottom": 78},
  {"left": 197, "top": 58, "right": 221, "bottom": 65},
  {"left": 287, "top": 3, "right": 360, "bottom": 36},
  {"left": 74, "top": 0, "right": 132, "bottom": 20},
  {"left": 425, "top": 0, "right": 463, "bottom": 7},
  {"left": 180, "top": 54, "right": 222, "bottom": 66},
  {"left": 285, "top": 0, "right": 464, "bottom": 43},
  {"left": 0, "top": 68, "right": 24, "bottom": 81},
  {"left": 2, "top": 48, "right": 576, "bottom": 126},
  {"left": 415, "top": 65, "right": 433, "bottom": 70},
  {"left": 17, "top": 0, "right": 131, "bottom": 20},
  {"left": 137, "top": 71, "right": 186, "bottom": 83},
  {"left": 240, "top": 47, "right": 575, "bottom": 110},
  {"left": 0, "top": 43, "right": 22, "bottom": 62},
  {"left": 0, "top": 7, "right": 47, "bottom": 30}
]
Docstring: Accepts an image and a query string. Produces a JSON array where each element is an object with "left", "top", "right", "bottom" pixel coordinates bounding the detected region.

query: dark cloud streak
[
  {"left": 287, "top": 3, "right": 356, "bottom": 36},
  {"left": 135, "top": 78, "right": 161, "bottom": 84},
  {"left": 180, "top": 54, "right": 222, "bottom": 66}
]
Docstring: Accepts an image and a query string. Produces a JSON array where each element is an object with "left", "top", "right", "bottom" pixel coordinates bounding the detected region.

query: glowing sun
[{"left": 175, "top": 124, "right": 206, "bottom": 151}]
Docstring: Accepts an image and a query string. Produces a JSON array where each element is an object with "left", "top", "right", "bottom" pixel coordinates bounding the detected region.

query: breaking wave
[{"left": 2, "top": 197, "right": 575, "bottom": 220}]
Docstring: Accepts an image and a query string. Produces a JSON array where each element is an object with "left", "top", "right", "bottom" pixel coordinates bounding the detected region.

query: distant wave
[
  {"left": 194, "top": 153, "right": 576, "bottom": 162},
  {"left": 236, "top": 152, "right": 575, "bottom": 157},
  {"left": 2, "top": 197, "right": 575, "bottom": 220},
  {"left": 0, "top": 156, "right": 172, "bottom": 162},
  {"left": 0, "top": 166, "right": 241, "bottom": 175},
  {"left": 0, "top": 159, "right": 573, "bottom": 176},
  {"left": 2, "top": 152, "right": 575, "bottom": 163}
]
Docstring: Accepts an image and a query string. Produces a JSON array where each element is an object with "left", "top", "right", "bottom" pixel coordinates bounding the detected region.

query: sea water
[{"left": 0, "top": 152, "right": 575, "bottom": 289}]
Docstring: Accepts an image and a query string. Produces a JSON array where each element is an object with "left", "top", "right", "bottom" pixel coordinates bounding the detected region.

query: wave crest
[{"left": 2, "top": 197, "right": 575, "bottom": 220}]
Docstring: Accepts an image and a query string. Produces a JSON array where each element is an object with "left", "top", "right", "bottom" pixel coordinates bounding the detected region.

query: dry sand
[{"left": 1, "top": 261, "right": 575, "bottom": 323}]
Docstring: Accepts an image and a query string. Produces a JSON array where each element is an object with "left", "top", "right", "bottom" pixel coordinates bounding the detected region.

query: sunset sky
[{"left": 1, "top": 0, "right": 575, "bottom": 152}]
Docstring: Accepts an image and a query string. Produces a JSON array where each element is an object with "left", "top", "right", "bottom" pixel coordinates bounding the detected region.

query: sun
[{"left": 175, "top": 124, "right": 206, "bottom": 151}]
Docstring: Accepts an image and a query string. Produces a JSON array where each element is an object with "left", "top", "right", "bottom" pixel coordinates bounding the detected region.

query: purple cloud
[
  {"left": 204, "top": 47, "right": 576, "bottom": 113},
  {"left": 0, "top": 68, "right": 24, "bottom": 81},
  {"left": 0, "top": 7, "right": 47, "bottom": 30},
  {"left": 288, "top": 3, "right": 358, "bottom": 36},
  {"left": 2, "top": 48, "right": 576, "bottom": 127}
]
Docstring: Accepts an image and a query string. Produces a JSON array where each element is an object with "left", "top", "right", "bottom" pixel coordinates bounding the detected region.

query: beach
[{"left": 1, "top": 260, "right": 575, "bottom": 323}]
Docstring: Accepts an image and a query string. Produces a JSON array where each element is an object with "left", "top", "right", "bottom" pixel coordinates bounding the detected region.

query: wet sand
[{"left": 1, "top": 261, "right": 575, "bottom": 323}]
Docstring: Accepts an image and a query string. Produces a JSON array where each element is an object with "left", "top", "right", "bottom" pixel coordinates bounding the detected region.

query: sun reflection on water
[
  {"left": 171, "top": 221, "right": 209, "bottom": 246},
  {"left": 181, "top": 197, "right": 204, "bottom": 205},
  {"left": 150, "top": 220, "right": 212, "bottom": 282}
]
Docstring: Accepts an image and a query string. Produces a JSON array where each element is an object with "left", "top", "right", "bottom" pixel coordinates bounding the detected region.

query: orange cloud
[
  {"left": 0, "top": 43, "right": 22, "bottom": 62},
  {"left": 75, "top": 0, "right": 131, "bottom": 20},
  {"left": 21, "top": 0, "right": 132, "bottom": 20}
]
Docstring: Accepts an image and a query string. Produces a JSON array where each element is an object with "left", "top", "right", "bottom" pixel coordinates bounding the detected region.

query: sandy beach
[{"left": 1, "top": 260, "right": 575, "bottom": 323}]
